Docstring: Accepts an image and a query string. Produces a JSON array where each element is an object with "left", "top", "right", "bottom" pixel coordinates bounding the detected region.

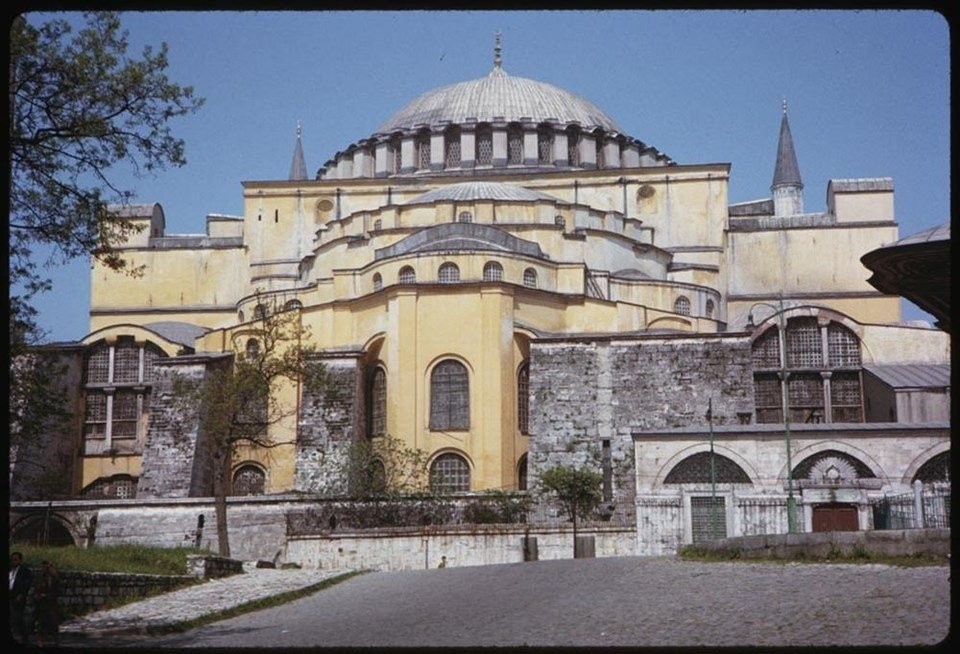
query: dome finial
[
  {"left": 494, "top": 30, "right": 502, "bottom": 69},
  {"left": 782, "top": 97, "right": 788, "bottom": 115},
  {"left": 296, "top": 119, "right": 302, "bottom": 139}
]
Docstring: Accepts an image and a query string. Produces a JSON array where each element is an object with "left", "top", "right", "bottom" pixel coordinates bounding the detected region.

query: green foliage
[
  {"left": 9, "top": 12, "right": 204, "bottom": 347},
  {"left": 539, "top": 465, "right": 603, "bottom": 524},
  {"left": 340, "top": 435, "right": 430, "bottom": 499},
  {"left": 462, "top": 490, "right": 533, "bottom": 524},
  {"left": 14, "top": 544, "right": 210, "bottom": 576}
]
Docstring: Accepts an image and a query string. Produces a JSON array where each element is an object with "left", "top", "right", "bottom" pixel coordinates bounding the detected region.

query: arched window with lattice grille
[
  {"left": 430, "top": 360, "right": 469, "bottom": 430},
  {"left": 429, "top": 452, "right": 471, "bottom": 493}
]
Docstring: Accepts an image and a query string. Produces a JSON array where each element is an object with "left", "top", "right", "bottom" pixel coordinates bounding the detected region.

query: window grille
[
  {"left": 370, "top": 368, "right": 386, "bottom": 436},
  {"left": 84, "top": 392, "right": 108, "bottom": 438},
  {"left": 754, "top": 373, "right": 782, "bottom": 423},
  {"left": 914, "top": 452, "right": 950, "bottom": 484},
  {"left": 786, "top": 317, "right": 822, "bottom": 367},
  {"left": 232, "top": 465, "right": 266, "bottom": 496},
  {"left": 417, "top": 133, "right": 431, "bottom": 170},
  {"left": 794, "top": 450, "right": 874, "bottom": 480},
  {"left": 507, "top": 125, "right": 523, "bottom": 164},
  {"left": 567, "top": 129, "right": 580, "bottom": 166},
  {"left": 283, "top": 299, "right": 303, "bottom": 312},
  {"left": 112, "top": 391, "right": 139, "bottom": 439},
  {"left": 429, "top": 453, "right": 470, "bottom": 493},
  {"left": 523, "top": 268, "right": 538, "bottom": 288},
  {"left": 517, "top": 361, "right": 530, "bottom": 434},
  {"left": 518, "top": 453, "right": 528, "bottom": 491},
  {"left": 751, "top": 329, "right": 780, "bottom": 369},
  {"left": 538, "top": 128, "right": 554, "bottom": 164},
  {"left": 82, "top": 478, "right": 110, "bottom": 498},
  {"left": 86, "top": 342, "right": 110, "bottom": 384},
  {"left": 483, "top": 261, "right": 503, "bottom": 282},
  {"left": 430, "top": 360, "right": 469, "bottom": 430},
  {"left": 445, "top": 127, "right": 461, "bottom": 168},
  {"left": 705, "top": 299, "right": 715, "bottom": 319},
  {"left": 114, "top": 477, "right": 136, "bottom": 499},
  {"left": 373, "top": 273, "right": 383, "bottom": 291},
  {"left": 787, "top": 372, "right": 824, "bottom": 422},
  {"left": 476, "top": 126, "right": 493, "bottom": 165},
  {"left": 438, "top": 263, "right": 460, "bottom": 283},
  {"left": 458, "top": 211, "right": 473, "bottom": 223},
  {"left": 399, "top": 266, "right": 416, "bottom": 284},
  {"left": 113, "top": 339, "right": 139, "bottom": 383},
  {"left": 664, "top": 452, "right": 751, "bottom": 484},
  {"left": 691, "top": 496, "right": 727, "bottom": 543},
  {"left": 830, "top": 371, "right": 862, "bottom": 422},
  {"left": 674, "top": 296, "right": 691, "bottom": 316},
  {"left": 827, "top": 323, "right": 861, "bottom": 367}
]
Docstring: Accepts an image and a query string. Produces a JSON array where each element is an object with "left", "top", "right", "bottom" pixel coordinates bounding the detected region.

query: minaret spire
[
  {"left": 288, "top": 120, "right": 307, "bottom": 181},
  {"left": 771, "top": 98, "right": 803, "bottom": 216}
]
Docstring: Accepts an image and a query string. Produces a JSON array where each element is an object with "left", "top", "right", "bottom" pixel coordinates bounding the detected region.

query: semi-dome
[
  {"left": 407, "top": 181, "right": 560, "bottom": 205},
  {"left": 376, "top": 68, "right": 621, "bottom": 135}
]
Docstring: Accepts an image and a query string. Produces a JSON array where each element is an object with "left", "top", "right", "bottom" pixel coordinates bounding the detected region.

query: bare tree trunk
[
  {"left": 572, "top": 506, "right": 578, "bottom": 558},
  {"left": 214, "top": 451, "right": 231, "bottom": 558}
]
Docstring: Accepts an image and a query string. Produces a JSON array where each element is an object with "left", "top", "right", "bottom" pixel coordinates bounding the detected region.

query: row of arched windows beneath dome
[
  {"left": 238, "top": 299, "right": 303, "bottom": 324},
  {"left": 672, "top": 295, "right": 715, "bottom": 319},
  {"left": 372, "top": 263, "right": 538, "bottom": 291}
]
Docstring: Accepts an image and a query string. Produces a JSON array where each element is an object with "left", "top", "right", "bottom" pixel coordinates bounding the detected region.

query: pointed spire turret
[
  {"left": 288, "top": 121, "right": 308, "bottom": 181},
  {"left": 771, "top": 99, "right": 804, "bottom": 216}
]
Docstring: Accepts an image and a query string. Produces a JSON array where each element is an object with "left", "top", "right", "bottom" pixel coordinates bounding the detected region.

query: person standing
[
  {"left": 33, "top": 561, "right": 62, "bottom": 647},
  {"left": 9, "top": 551, "right": 33, "bottom": 645}
]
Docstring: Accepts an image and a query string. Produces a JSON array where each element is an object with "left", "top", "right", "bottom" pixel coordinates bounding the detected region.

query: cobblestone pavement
[
  {"left": 59, "top": 556, "right": 951, "bottom": 649},
  {"left": 57, "top": 567, "right": 354, "bottom": 646}
]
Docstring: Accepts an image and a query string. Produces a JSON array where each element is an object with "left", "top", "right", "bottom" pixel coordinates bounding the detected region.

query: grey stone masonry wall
[
  {"left": 295, "top": 352, "right": 364, "bottom": 494},
  {"left": 137, "top": 355, "right": 228, "bottom": 498},
  {"left": 25, "top": 568, "right": 194, "bottom": 618},
  {"left": 528, "top": 334, "right": 755, "bottom": 527}
]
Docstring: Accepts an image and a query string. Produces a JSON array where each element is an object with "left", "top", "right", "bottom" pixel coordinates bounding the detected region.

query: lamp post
[{"left": 746, "top": 298, "right": 797, "bottom": 534}]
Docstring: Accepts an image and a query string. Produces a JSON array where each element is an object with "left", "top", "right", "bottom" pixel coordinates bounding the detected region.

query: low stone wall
[
  {"left": 287, "top": 525, "right": 637, "bottom": 571},
  {"left": 186, "top": 554, "right": 244, "bottom": 579},
  {"left": 29, "top": 569, "right": 194, "bottom": 618},
  {"left": 689, "top": 528, "right": 950, "bottom": 559}
]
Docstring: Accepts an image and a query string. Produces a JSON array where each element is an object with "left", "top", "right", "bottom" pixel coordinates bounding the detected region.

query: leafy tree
[
  {"left": 173, "top": 300, "right": 324, "bottom": 557},
  {"left": 340, "top": 435, "right": 431, "bottom": 499},
  {"left": 539, "top": 465, "right": 603, "bottom": 557},
  {"left": 9, "top": 11, "right": 204, "bottom": 344}
]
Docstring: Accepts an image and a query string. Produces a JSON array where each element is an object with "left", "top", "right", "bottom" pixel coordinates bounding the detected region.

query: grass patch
[
  {"left": 679, "top": 546, "right": 947, "bottom": 567},
  {"left": 153, "top": 570, "right": 367, "bottom": 635},
  {"left": 15, "top": 544, "right": 214, "bottom": 576}
]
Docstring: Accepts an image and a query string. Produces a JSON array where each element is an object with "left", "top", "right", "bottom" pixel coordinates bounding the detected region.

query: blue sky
[{"left": 20, "top": 10, "right": 950, "bottom": 342}]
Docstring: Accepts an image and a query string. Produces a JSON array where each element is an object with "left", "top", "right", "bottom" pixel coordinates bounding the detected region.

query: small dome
[
  {"left": 376, "top": 68, "right": 621, "bottom": 135},
  {"left": 407, "top": 181, "right": 560, "bottom": 205}
]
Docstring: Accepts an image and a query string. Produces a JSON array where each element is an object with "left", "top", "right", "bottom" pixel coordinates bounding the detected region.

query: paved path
[
  {"left": 58, "top": 567, "right": 354, "bottom": 645},
  {"left": 58, "top": 556, "right": 950, "bottom": 649}
]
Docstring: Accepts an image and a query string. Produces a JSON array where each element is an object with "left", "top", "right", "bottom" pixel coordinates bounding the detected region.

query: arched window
[
  {"left": 253, "top": 304, "right": 268, "bottom": 320},
  {"left": 232, "top": 464, "right": 266, "bottom": 496},
  {"left": 238, "top": 310, "right": 245, "bottom": 323},
  {"left": 518, "top": 453, "right": 529, "bottom": 491},
  {"left": 913, "top": 451, "right": 950, "bottom": 484},
  {"left": 523, "top": 268, "right": 538, "bottom": 288},
  {"left": 283, "top": 299, "right": 302, "bottom": 312},
  {"left": 664, "top": 452, "right": 752, "bottom": 484},
  {"left": 430, "top": 360, "right": 469, "bottom": 430},
  {"left": 507, "top": 124, "right": 523, "bottom": 164},
  {"left": 457, "top": 210, "right": 473, "bottom": 223},
  {"left": 705, "top": 299, "right": 715, "bottom": 319},
  {"left": 752, "top": 317, "right": 864, "bottom": 424},
  {"left": 82, "top": 474, "right": 139, "bottom": 499},
  {"left": 483, "top": 261, "right": 503, "bottom": 282},
  {"left": 476, "top": 125, "right": 493, "bottom": 166},
  {"left": 438, "top": 263, "right": 460, "bottom": 283},
  {"left": 373, "top": 273, "right": 383, "bottom": 291},
  {"left": 113, "top": 337, "right": 139, "bottom": 383},
  {"left": 390, "top": 136, "right": 402, "bottom": 174},
  {"left": 416, "top": 131, "right": 431, "bottom": 170},
  {"left": 399, "top": 266, "right": 416, "bottom": 284},
  {"left": 369, "top": 367, "right": 386, "bottom": 437},
  {"left": 429, "top": 452, "right": 471, "bottom": 493},
  {"left": 595, "top": 134, "right": 606, "bottom": 169},
  {"left": 373, "top": 218, "right": 382, "bottom": 232},
  {"left": 538, "top": 126, "right": 554, "bottom": 164},
  {"left": 674, "top": 296, "right": 691, "bottom": 316},
  {"left": 517, "top": 361, "right": 530, "bottom": 434},
  {"left": 245, "top": 338, "right": 260, "bottom": 361},
  {"left": 445, "top": 126, "right": 461, "bottom": 168},
  {"left": 794, "top": 450, "right": 875, "bottom": 482},
  {"left": 86, "top": 341, "right": 110, "bottom": 384}
]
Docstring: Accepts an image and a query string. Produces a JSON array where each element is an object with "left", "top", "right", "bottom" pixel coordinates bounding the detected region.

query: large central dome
[{"left": 376, "top": 67, "right": 622, "bottom": 135}]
